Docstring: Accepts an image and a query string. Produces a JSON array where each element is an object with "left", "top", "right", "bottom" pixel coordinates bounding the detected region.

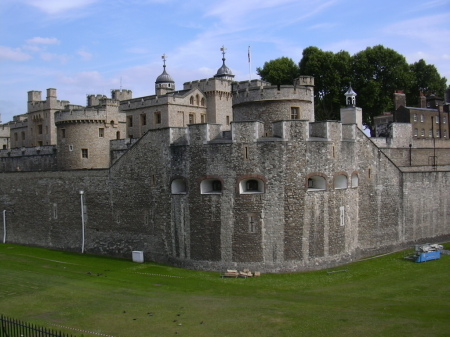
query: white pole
[
  {"left": 248, "top": 46, "right": 252, "bottom": 81},
  {"left": 80, "top": 191, "right": 85, "bottom": 254},
  {"left": 2, "top": 210, "right": 6, "bottom": 244}
]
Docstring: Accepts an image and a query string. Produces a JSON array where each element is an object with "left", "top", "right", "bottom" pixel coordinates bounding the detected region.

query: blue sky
[{"left": 0, "top": 0, "right": 449, "bottom": 123}]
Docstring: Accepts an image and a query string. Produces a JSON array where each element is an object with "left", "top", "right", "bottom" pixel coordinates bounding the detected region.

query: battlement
[
  {"left": 233, "top": 81, "right": 314, "bottom": 106},
  {"left": 55, "top": 107, "right": 110, "bottom": 124},
  {"left": 0, "top": 145, "right": 57, "bottom": 157},
  {"left": 294, "top": 76, "right": 314, "bottom": 87},
  {"left": 159, "top": 119, "right": 356, "bottom": 147},
  {"left": 87, "top": 94, "right": 107, "bottom": 107},
  {"left": 111, "top": 89, "right": 133, "bottom": 101},
  {"left": 233, "top": 79, "right": 271, "bottom": 91},
  {"left": 183, "top": 77, "right": 233, "bottom": 93}
]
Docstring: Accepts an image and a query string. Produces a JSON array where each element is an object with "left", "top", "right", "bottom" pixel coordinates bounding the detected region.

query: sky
[{"left": 0, "top": 0, "right": 449, "bottom": 123}]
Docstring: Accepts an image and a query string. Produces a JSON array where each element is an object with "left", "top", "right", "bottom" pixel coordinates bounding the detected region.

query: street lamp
[{"left": 80, "top": 190, "right": 85, "bottom": 254}]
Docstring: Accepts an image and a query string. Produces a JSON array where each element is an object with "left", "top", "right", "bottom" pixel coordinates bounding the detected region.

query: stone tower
[{"left": 340, "top": 85, "right": 362, "bottom": 129}]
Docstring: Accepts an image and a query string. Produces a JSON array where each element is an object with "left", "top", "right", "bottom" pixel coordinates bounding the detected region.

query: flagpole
[{"left": 248, "top": 46, "right": 252, "bottom": 81}]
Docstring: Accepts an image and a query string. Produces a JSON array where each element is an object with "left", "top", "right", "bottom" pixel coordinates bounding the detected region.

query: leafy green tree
[
  {"left": 407, "top": 59, "right": 447, "bottom": 105},
  {"left": 299, "top": 47, "right": 352, "bottom": 120},
  {"left": 351, "top": 45, "right": 411, "bottom": 136},
  {"left": 256, "top": 57, "right": 299, "bottom": 86}
]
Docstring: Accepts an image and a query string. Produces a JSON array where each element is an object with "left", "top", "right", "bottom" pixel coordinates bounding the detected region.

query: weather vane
[
  {"left": 162, "top": 54, "right": 167, "bottom": 68},
  {"left": 220, "top": 46, "right": 227, "bottom": 58}
]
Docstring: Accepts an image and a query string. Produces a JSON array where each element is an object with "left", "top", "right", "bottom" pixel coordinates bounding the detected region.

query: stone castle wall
[{"left": 1, "top": 121, "right": 448, "bottom": 272}]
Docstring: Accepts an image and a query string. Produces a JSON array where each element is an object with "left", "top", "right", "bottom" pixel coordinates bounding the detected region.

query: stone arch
[
  {"left": 334, "top": 172, "right": 348, "bottom": 189},
  {"left": 237, "top": 174, "right": 267, "bottom": 194},
  {"left": 171, "top": 177, "right": 187, "bottom": 194},
  {"left": 306, "top": 173, "right": 327, "bottom": 191},
  {"left": 200, "top": 176, "right": 224, "bottom": 194}
]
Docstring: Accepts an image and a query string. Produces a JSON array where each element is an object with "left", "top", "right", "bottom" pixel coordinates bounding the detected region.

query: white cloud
[
  {"left": 77, "top": 50, "right": 93, "bottom": 61},
  {"left": 26, "top": 37, "right": 60, "bottom": 45},
  {"left": 41, "top": 52, "right": 70, "bottom": 64},
  {"left": 23, "top": 0, "right": 99, "bottom": 14},
  {"left": 0, "top": 46, "right": 32, "bottom": 62}
]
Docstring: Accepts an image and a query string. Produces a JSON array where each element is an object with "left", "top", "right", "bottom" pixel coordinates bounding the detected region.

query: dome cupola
[
  {"left": 214, "top": 46, "right": 234, "bottom": 80},
  {"left": 155, "top": 54, "right": 175, "bottom": 95}
]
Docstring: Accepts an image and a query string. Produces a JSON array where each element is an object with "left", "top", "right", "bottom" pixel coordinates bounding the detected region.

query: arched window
[
  {"left": 116, "top": 131, "right": 120, "bottom": 140},
  {"left": 196, "top": 95, "right": 200, "bottom": 106},
  {"left": 239, "top": 178, "right": 264, "bottom": 194},
  {"left": 307, "top": 175, "right": 326, "bottom": 191},
  {"left": 190, "top": 96, "right": 194, "bottom": 105},
  {"left": 201, "top": 98, "right": 205, "bottom": 106},
  {"left": 200, "top": 179, "right": 223, "bottom": 194},
  {"left": 351, "top": 173, "right": 359, "bottom": 188},
  {"left": 334, "top": 175, "right": 348, "bottom": 189},
  {"left": 171, "top": 178, "right": 187, "bottom": 194}
]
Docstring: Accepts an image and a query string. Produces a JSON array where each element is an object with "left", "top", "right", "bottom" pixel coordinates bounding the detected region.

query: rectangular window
[
  {"left": 38, "top": 141, "right": 43, "bottom": 146},
  {"left": 141, "top": 113, "right": 147, "bottom": 126},
  {"left": 226, "top": 116, "right": 230, "bottom": 125},
  {"left": 413, "top": 114, "right": 417, "bottom": 122},
  {"left": 188, "top": 113, "right": 195, "bottom": 124},
  {"left": 81, "top": 148, "right": 88, "bottom": 158},
  {"left": 154, "top": 112, "right": 161, "bottom": 124},
  {"left": 99, "top": 128, "right": 104, "bottom": 138},
  {"left": 38, "top": 124, "right": 43, "bottom": 134},
  {"left": 436, "top": 116, "right": 440, "bottom": 123},
  {"left": 21, "top": 132, "right": 25, "bottom": 140},
  {"left": 201, "top": 114, "right": 206, "bottom": 123},
  {"left": 420, "top": 114, "right": 424, "bottom": 122},
  {"left": 127, "top": 116, "right": 133, "bottom": 127},
  {"left": 291, "top": 107, "right": 299, "bottom": 119}
]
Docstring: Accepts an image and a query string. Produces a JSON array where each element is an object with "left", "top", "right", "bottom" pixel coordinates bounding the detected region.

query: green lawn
[{"left": 1, "top": 244, "right": 449, "bottom": 337}]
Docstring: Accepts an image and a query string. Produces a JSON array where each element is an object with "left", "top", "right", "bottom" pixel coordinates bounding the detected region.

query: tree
[
  {"left": 407, "top": 59, "right": 447, "bottom": 105},
  {"left": 299, "top": 47, "right": 352, "bottom": 120},
  {"left": 351, "top": 45, "right": 411, "bottom": 136},
  {"left": 256, "top": 57, "right": 299, "bottom": 86}
]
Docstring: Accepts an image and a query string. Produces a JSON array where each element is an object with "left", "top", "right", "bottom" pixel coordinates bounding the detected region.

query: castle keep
[{"left": 0, "top": 51, "right": 449, "bottom": 272}]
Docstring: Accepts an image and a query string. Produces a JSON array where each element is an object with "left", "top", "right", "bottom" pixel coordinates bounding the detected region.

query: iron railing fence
[{"left": 0, "top": 315, "right": 77, "bottom": 337}]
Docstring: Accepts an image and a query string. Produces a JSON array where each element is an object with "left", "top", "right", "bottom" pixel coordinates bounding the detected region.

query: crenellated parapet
[
  {"left": 27, "top": 89, "right": 69, "bottom": 113},
  {"left": 183, "top": 77, "right": 233, "bottom": 93},
  {"left": 233, "top": 77, "right": 314, "bottom": 106},
  {"left": 55, "top": 107, "right": 109, "bottom": 124},
  {"left": 111, "top": 89, "right": 133, "bottom": 101}
]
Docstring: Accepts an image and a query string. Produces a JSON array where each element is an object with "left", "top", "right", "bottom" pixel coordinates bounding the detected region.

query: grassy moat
[{"left": 1, "top": 243, "right": 449, "bottom": 337}]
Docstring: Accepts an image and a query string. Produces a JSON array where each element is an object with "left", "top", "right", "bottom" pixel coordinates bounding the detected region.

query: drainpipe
[
  {"left": 80, "top": 190, "right": 85, "bottom": 254},
  {"left": 2, "top": 210, "right": 6, "bottom": 244}
]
